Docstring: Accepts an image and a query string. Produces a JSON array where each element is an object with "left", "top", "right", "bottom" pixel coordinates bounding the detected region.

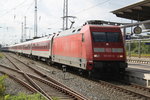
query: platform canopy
[{"left": 112, "top": 0, "right": 150, "bottom": 21}]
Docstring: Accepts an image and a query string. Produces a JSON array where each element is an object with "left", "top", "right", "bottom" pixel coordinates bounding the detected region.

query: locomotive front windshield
[{"left": 92, "top": 32, "right": 121, "bottom": 42}]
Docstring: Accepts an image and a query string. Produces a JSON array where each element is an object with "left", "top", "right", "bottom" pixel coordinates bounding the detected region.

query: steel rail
[
  {"left": 4, "top": 53, "right": 150, "bottom": 99},
  {"left": 107, "top": 78, "right": 150, "bottom": 97},
  {"left": 7, "top": 54, "right": 89, "bottom": 100},
  {"left": 4, "top": 54, "right": 89, "bottom": 100},
  {"left": 98, "top": 80, "right": 150, "bottom": 99},
  {"left": 4, "top": 55, "right": 53, "bottom": 100},
  {"left": 0, "top": 63, "right": 88, "bottom": 100},
  {"left": 0, "top": 67, "right": 49, "bottom": 100}
]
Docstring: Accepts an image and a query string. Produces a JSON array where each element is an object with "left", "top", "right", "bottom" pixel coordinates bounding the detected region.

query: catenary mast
[{"left": 34, "top": 0, "right": 38, "bottom": 38}]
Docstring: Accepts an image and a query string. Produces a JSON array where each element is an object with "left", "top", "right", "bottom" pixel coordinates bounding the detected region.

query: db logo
[{"left": 105, "top": 48, "right": 111, "bottom": 52}]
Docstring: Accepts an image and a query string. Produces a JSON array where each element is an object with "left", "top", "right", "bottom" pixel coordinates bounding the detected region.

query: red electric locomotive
[
  {"left": 3, "top": 20, "right": 127, "bottom": 77},
  {"left": 52, "top": 20, "right": 127, "bottom": 76}
]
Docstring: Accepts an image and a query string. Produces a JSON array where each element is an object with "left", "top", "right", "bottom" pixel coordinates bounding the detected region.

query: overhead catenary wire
[
  {"left": 23, "top": 0, "right": 41, "bottom": 16},
  {"left": 0, "top": 0, "right": 27, "bottom": 17},
  {"left": 1, "top": 0, "right": 117, "bottom": 45},
  {"left": 23, "top": 1, "right": 35, "bottom": 16},
  {"left": 51, "top": 0, "right": 112, "bottom": 31},
  {"left": 0, "top": 0, "right": 41, "bottom": 22},
  {"left": 0, "top": 0, "right": 42, "bottom": 44},
  {"left": 74, "top": 0, "right": 112, "bottom": 15}
]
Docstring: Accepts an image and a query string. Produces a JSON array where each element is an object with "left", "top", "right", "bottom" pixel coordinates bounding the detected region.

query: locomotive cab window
[
  {"left": 92, "top": 32, "right": 106, "bottom": 42},
  {"left": 92, "top": 32, "right": 121, "bottom": 42}
]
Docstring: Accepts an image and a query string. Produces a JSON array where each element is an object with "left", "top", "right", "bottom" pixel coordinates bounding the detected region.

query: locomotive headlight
[
  {"left": 94, "top": 54, "right": 100, "bottom": 57},
  {"left": 88, "top": 60, "right": 93, "bottom": 63},
  {"left": 119, "top": 55, "right": 123, "bottom": 58}
]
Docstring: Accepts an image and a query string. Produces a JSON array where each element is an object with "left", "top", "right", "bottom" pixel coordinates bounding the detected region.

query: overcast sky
[{"left": 0, "top": 0, "right": 142, "bottom": 45}]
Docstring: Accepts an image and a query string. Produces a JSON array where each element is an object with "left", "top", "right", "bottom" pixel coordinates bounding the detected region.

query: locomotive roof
[
  {"left": 85, "top": 20, "right": 127, "bottom": 26},
  {"left": 8, "top": 24, "right": 120, "bottom": 48},
  {"left": 55, "top": 26, "right": 82, "bottom": 37},
  {"left": 54, "top": 25, "right": 120, "bottom": 38},
  {"left": 31, "top": 34, "right": 54, "bottom": 43}
]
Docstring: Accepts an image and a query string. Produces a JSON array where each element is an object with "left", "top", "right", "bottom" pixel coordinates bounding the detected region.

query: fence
[{"left": 126, "top": 39, "right": 150, "bottom": 64}]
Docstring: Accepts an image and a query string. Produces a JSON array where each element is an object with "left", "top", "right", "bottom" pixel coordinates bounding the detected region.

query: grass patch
[
  {"left": 52, "top": 97, "right": 60, "bottom": 100},
  {"left": 4, "top": 93, "right": 46, "bottom": 100},
  {"left": 128, "top": 54, "right": 150, "bottom": 57},
  {"left": 0, "top": 52, "right": 3, "bottom": 59}
]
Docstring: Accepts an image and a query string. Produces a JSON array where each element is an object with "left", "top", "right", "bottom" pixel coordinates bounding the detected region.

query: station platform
[{"left": 124, "top": 63, "right": 150, "bottom": 87}]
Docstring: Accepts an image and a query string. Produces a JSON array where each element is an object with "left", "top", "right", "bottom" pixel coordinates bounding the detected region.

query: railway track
[
  {"left": 0, "top": 64, "right": 49, "bottom": 99},
  {"left": 3, "top": 53, "right": 150, "bottom": 100},
  {"left": 1, "top": 53, "right": 88, "bottom": 100},
  {"left": 97, "top": 80, "right": 150, "bottom": 100}
]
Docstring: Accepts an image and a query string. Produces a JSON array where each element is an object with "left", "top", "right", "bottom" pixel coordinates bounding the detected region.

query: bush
[
  {"left": 0, "top": 75, "right": 7, "bottom": 95},
  {"left": 126, "top": 41, "right": 150, "bottom": 57},
  {"left": 0, "top": 75, "right": 7, "bottom": 100}
]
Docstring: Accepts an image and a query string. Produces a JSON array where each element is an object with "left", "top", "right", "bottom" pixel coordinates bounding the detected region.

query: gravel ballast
[
  {"left": 1, "top": 53, "right": 139, "bottom": 100},
  {"left": 0, "top": 57, "right": 33, "bottom": 96},
  {"left": 13, "top": 54, "right": 137, "bottom": 100}
]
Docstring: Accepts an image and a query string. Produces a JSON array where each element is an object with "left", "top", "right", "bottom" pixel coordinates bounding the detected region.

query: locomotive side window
[{"left": 92, "top": 32, "right": 121, "bottom": 42}]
